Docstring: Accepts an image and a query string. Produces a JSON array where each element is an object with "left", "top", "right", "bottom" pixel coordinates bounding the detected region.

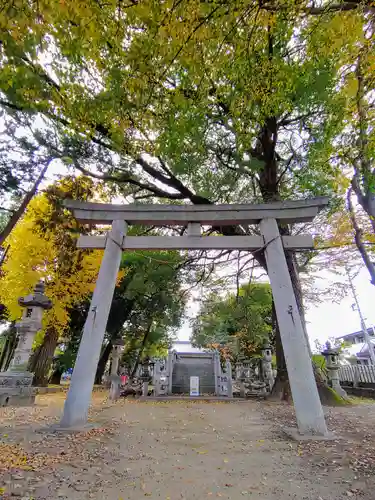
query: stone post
[
  {"left": 353, "top": 365, "right": 359, "bottom": 388},
  {"left": 60, "top": 220, "right": 127, "bottom": 429},
  {"left": 261, "top": 345, "right": 274, "bottom": 392},
  {"left": 260, "top": 217, "right": 328, "bottom": 437},
  {"left": 0, "top": 281, "right": 52, "bottom": 407},
  {"left": 213, "top": 351, "right": 220, "bottom": 396},
  {"left": 225, "top": 359, "right": 233, "bottom": 398},
  {"left": 321, "top": 342, "right": 347, "bottom": 399},
  {"left": 153, "top": 360, "right": 162, "bottom": 397},
  {"left": 238, "top": 364, "right": 246, "bottom": 398},
  {"left": 167, "top": 351, "right": 175, "bottom": 395},
  {"left": 109, "top": 339, "right": 124, "bottom": 401}
]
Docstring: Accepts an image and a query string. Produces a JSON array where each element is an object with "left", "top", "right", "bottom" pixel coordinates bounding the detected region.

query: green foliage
[
  {"left": 53, "top": 249, "right": 187, "bottom": 374},
  {"left": 118, "top": 250, "right": 187, "bottom": 372},
  {"left": 0, "top": 2, "right": 366, "bottom": 207},
  {"left": 191, "top": 283, "right": 272, "bottom": 361}
]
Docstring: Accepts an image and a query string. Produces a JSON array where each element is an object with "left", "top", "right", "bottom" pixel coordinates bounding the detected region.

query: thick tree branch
[
  {"left": 0, "top": 157, "right": 53, "bottom": 248},
  {"left": 72, "top": 161, "right": 187, "bottom": 200},
  {"left": 347, "top": 186, "right": 375, "bottom": 285}
]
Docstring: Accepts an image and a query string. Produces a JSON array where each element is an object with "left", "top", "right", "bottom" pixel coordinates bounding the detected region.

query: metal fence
[{"left": 339, "top": 364, "right": 375, "bottom": 386}]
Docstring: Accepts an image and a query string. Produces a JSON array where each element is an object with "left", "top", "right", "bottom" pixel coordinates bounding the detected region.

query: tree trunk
[
  {"left": 269, "top": 302, "right": 290, "bottom": 402},
  {"left": 95, "top": 341, "right": 112, "bottom": 384},
  {"left": 0, "top": 159, "right": 52, "bottom": 249},
  {"left": 3, "top": 327, "right": 18, "bottom": 371},
  {"left": 285, "top": 253, "right": 312, "bottom": 356},
  {"left": 28, "top": 326, "right": 59, "bottom": 386},
  {"left": 0, "top": 334, "right": 12, "bottom": 371},
  {"left": 347, "top": 186, "right": 375, "bottom": 284},
  {"left": 49, "top": 367, "right": 63, "bottom": 385},
  {"left": 131, "top": 322, "right": 152, "bottom": 378}
]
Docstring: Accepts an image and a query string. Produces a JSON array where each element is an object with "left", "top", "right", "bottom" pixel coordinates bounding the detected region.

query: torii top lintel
[{"left": 63, "top": 197, "right": 329, "bottom": 226}]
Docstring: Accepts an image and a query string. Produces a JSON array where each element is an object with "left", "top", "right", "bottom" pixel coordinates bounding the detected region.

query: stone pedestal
[
  {"left": 142, "top": 381, "right": 149, "bottom": 397},
  {"left": 0, "top": 372, "right": 35, "bottom": 407}
]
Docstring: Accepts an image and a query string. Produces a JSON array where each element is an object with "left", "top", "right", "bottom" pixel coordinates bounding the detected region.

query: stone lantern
[
  {"left": 0, "top": 281, "right": 52, "bottom": 407},
  {"left": 321, "top": 341, "right": 347, "bottom": 398},
  {"left": 108, "top": 337, "right": 124, "bottom": 401}
]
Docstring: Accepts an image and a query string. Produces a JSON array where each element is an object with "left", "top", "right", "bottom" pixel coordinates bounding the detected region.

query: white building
[{"left": 338, "top": 328, "right": 375, "bottom": 365}]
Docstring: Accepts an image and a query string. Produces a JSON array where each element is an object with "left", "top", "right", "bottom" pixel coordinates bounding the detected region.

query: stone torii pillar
[
  {"left": 260, "top": 218, "right": 327, "bottom": 437},
  {"left": 60, "top": 220, "right": 127, "bottom": 429}
]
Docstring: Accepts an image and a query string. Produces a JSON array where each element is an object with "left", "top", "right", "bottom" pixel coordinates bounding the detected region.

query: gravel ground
[{"left": 0, "top": 393, "right": 375, "bottom": 499}]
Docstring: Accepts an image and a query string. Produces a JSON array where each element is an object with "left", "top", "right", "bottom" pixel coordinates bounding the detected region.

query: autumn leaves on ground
[{"left": 0, "top": 394, "right": 375, "bottom": 500}]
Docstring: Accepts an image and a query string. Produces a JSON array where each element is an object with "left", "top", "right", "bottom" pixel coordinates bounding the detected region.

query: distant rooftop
[
  {"left": 171, "top": 341, "right": 207, "bottom": 354},
  {"left": 337, "top": 327, "right": 375, "bottom": 340}
]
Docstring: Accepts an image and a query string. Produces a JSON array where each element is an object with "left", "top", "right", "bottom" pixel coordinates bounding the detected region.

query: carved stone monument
[{"left": 0, "top": 281, "right": 52, "bottom": 407}]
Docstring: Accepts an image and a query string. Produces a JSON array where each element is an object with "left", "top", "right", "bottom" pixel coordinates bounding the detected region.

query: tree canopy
[
  {"left": 191, "top": 282, "right": 272, "bottom": 361},
  {"left": 0, "top": 1, "right": 368, "bottom": 206}
]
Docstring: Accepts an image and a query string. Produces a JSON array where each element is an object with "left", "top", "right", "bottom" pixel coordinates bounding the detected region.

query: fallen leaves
[
  {"left": 0, "top": 426, "right": 115, "bottom": 472},
  {"left": 262, "top": 401, "right": 375, "bottom": 478},
  {"left": 0, "top": 443, "right": 52, "bottom": 472}
]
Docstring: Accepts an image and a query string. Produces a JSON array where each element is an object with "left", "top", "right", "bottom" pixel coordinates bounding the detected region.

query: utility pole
[{"left": 346, "top": 266, "right": 375, "bottom": 365}]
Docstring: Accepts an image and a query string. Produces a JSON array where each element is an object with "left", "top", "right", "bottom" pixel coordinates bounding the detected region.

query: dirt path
[{"left": 1, "top": 394, "right": 375, "bottom": 499}]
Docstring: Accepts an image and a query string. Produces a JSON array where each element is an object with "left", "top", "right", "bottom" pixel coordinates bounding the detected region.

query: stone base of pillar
[
  {"left": 0, "top": 371, "right": 35, "bottom": 407},
  {"left": 283, "top": 427, "right": 338, "bottom": 442},
  {"left": 38, "top": 423, "right": 100, "bottom": 434},
  {"left": 331, "top": 380, "right": 348, "bottom": 399}
]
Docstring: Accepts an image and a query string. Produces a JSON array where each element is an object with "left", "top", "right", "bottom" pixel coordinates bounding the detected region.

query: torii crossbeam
[{"left": 60, "top": 198, "right": 330, "bottom": 438}]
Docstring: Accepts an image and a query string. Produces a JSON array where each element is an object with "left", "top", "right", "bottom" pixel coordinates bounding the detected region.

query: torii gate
[{"left": 60, "top": 198, "right": 329, "bottom": 437}]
